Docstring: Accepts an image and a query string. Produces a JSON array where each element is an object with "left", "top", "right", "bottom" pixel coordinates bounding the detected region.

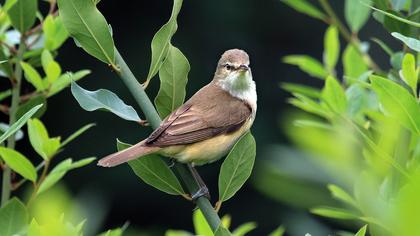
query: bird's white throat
[{"left": 217, "top": 71, "right": 257, "bottom": 105}]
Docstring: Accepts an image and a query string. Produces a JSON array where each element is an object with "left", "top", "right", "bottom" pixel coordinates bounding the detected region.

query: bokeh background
[{"left": 3, "top": 0, "right": 403, "bottom": 235}]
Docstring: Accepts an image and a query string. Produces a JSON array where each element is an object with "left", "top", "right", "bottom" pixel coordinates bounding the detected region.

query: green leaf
[
  {"left": 155, "top": 45, "right": 190, "bottom": 118},
  {"left": 218, "top": 133, "right": 256, "bottom": 203},
  {"left": 61, "top": 123, "right": 95, "bottom": 147},
  {"left": 311, "top": 206, "right": 359, "bottom": 220},
  {"left": 370, "top": 75, "right": 420, "bottom": 134},
  {"left": 400, "top": 53, "right": 418, "bottom": 93},
  {"left": 49, "top": 70, "right": 91, "bottom": 96},
  {"left": 45, "top": 61, "right": 61, "bottom": 84},
  {"left": 0, "top": 89, "right": 11, "bottom": 102},
  {"left": 345, "top": 0, "right": 371, "bottom": 32},
  {"left": 71, "top": 81, "right": 141, "bottom": 122},
  {"left": 215, "top": 225, "right": 232, "bottom": 236},
  {"left": 0, "top": 104, "right": 42, "bottom": 144},
  {"left": 281, "top": 83, "right": 321, "bottom": 98},
  {"left": 343, "top": 45, "right": 369, "bottom": 81},
  {"left": 27, "top": 219, "right": 41, "bottom": 236},
  {"left": 144, "top": 0, "right": 183, "bottom": 86},
  {"left": 371, "top": 37, "right": 394, "bottom": 56},
  {"left": 57, "top": 0, "right": 115, "bottom": 64},
  {"left": 69, "top": 157, "right": 96, "bottom": 169},
  {"left": 21, "top": 62, "right": 45, "bottom": 91},
  {"left": 232, "top": 222, "right": 257, "bottom": 236},
  {"left": 288, "top": 94, "right": 331, "bottom": 118},
  {"left": 391, "top": 32, "right": 420, "bottom": 52},
  {"left": 43, "top": 15, "right": 69, "bottom": 50},
  {"left": 117, "top": 140, "right": 185, "bottom": 195},
  {"left": 268, "top": 226, "right": 286, "bottom": 236},
  {"left": 0, "top": 198, "right": 28, "bottom": 236},
  {"left": 355, "top": 225, "right": 367, "bottom": 236},
  {"left": 323, "top": 26, "right": 340, "bottom": 72},
  {"left": 0, "top": 147, "right": 37, "bottom": 182},
  {"left": 98, "top": 228, "right": 123, "bottom": 236},
  {"left": 2, "top": 0, "right": 18, "bottom": 12},
  {"left": 7, "top": 0, "right": 37, "bottom": 33},
  {"left": 368, "top": 4, "right": 420, "bottom": 27},
  {"left": 37, "top": 159, "right": 72, "bottom": 194},
  {"left": 283, "top": 55, "right": 328, "bottom": 79},
  {"left": 280, "top": 0, "right": 326, "bottom": 20},
  {"left": 27, "top": 118, "right": 61, "bottom": 160},
  {"left": 193, "top": 209, "right": 212, "bottom": 236},
  {"left": 165, "top": 230, "right": 193, "bottom": 236},
  {"left": 41, "top": 50, "right": 54, "bottom": 72},
  {"left": 15, "top": 95, "right": 47, "bottom": 120},
  {"left": 327, "top": 184, "right": 358, "bottom": 209},
  {"left": 321, "top": 76, "right": 347, "bottom": 114}
]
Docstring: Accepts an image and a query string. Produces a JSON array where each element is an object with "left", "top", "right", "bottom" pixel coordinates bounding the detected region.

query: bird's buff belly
[{"left": 159, "top": 120, "right": 252, "bottom": 165}]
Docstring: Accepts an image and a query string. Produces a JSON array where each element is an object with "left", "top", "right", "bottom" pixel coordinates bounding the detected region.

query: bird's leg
[{"left": 188, "top": 163, "right": 211, "bottom": 201}]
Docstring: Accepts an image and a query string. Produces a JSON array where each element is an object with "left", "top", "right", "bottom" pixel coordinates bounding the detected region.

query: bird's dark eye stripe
[{"left": 224, "top": 64, "right": 234, "bottom": 70}]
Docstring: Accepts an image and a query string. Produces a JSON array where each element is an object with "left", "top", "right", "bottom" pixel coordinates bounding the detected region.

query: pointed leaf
[
  {"left": 0, "top": 198, "right": 28, "bottom": 236},
  {"left": 15, "top": 95, "right": 47, "bottom": 120},
  {"left": 218, "top": 132, "right": 256, "bottom": 202},
  {"left": 355, "top": 225, "right": 367, "bottom": 236},
  {"left": 327, "top": 184, "right": 358, "bottom": 209},
  {"left": 400, "top": 53, "right": 418, "bottom": 93},
  {"left": 71, "top": 81, "right": 141, "bottom": 122},
  {"left": 98, "top": 228, "right": 123, "bottom": 236},
  {"left": 49, "top": 70, "right": 91, "bottom": 96},
  {"left": 43, "top": 15, "right": 69, "bottom": 50},
  {"left": 283, "top": 55, "right": 327, "bottom": 79},
  {"left": 323, "top": 26, "right": 340, "bottom": 72},
  {"left": 370, "top": 75, "right": 420, "bottom": 135},
  {"left": 0, "top": 147, "right": 37, "bottom": 182},
  {"left": 155, "top": 45, "right": 190, "bottom": 118},
  {"left": 268, "top": 226, "right": 286, "bottom": 236},
  {"left": 117, "top": 140, "right": 184, "bottom": 195},
  {"left": 321, "top": 76, "right": 347, "bottom": 114},
  {"left": 21, "top": 62, "right": 44, "bottom": 91},
  {"left": 61, "top": 123, "right": 95, "bottom": 147},
  {"left": 37, "top": 159, "right": 72, "bottom": 194},
  {"left": 311, "top": 206, "right": 359, "bottom": 220},
  {"left": 46, "top": 61, "right": 61, "bottom": 84},
  {"left": 215, "top": 225, "right": 232, "bottom": 236},
  {"left": 343, "top": 45, "right": 368, "bottom": 81},
  {"left": 280, "top": 0, "right": 326, "bottom": 20},
  {"left": 0, "top": 104, "right": 42, "bottom": 144},
  {"left": 70, "top": 157, "right": 96, "bottom": 169},
  {"left": 345, "top": 0, "right": 371, "bottom": 32},
  {"left": 232, "top": 222, "right": 257, "bottom": 236},
  {"left": 281, "top": 83, "right": 321, "bottom": 98},
  {"left": 7, "top": 0, "right": 37, "bottom": 33},
  {"left": 57, "top": 0, "right": 115, "bottom": 64},
  {"left": 27, "top": 118, "right": 61, "bottom": 160},
  {"left": 391, "top": 32, "right": 420, "bottom": 52},
  {"left": 144, "top": 0, "right": 183, "bottom": 86}
]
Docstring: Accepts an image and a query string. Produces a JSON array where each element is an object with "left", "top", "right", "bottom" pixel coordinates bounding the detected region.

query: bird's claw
[{"left": 191, "top": 186, "right": 211, "bottom": 202}]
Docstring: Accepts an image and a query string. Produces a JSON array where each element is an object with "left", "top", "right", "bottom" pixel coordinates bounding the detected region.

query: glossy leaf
[
  {"left": 370, "top": 75, "right": 420, "bottom": 135},
  {"left": 155, "top": 45, "right": 190, "bottom": 118},
  {"left": 144, "top": 0, "right": 183, "bottom": 86},
  {"left": 345, "top": 0, "right": 371, "bottom": 32},
  {"left": 49, "top": 70, "right": 91, "bottom": 96},
  {"left": 232, "top": 222, "right": 257, "bottom": 236},
  {"left": 283, "top": 55, "right": 327, "bottom": 79},
  {"left": 218, "top": 132, "right": 256, "bottom": 203},
  {"left": 400, "top": 53, "right": 418, "bottom": 93},
  {"left": 0, "top": 147, "right": 37, "bottom": 182},
  {"left": 321, "top": 76, "right": 347, "bottom": 114},
  {"left": 391, "top": 32, "right": 420, "bottom": 52},
  {"left": 61, "top": 123, "right": 95, "bottom": 147},
  {"left": 43, "top": 15, "right": 69, "bottom": 50},
  {"left": 0, "top": 104, "right": 42, "bottom": 144},
  {"left": 280, "top": 0, "right": 326, "bottom": 20},
  {"left": 27, "top": 118, "right": 61, "bottom": 160},
  {"left": 355, "top": 225, "right": 367, "bottom": 236},
  {"left": 21, "top": 62, "right": 44, "bottom": 91},
  {"left": 323, "top": 26, "right": 340, "bottom": 73},
  {"left": 343, "top": 45, "right": 368, "bottom": 81},
  {"left": 57, "top": 0, "right": 115, "bottom": 64},
  {"left": 71, "top": 81, "right": 141, "bottom": 122},
  {"left": 0, "top": 198, "right": 28, "bottom": 236},
  {"left": 311, "top": 206, "right": 358, "bottom": 219},
  {"left": 117, "top": 140, "right": 185, "bottom": 195},
  {"left": 7, "top": 0, "right": 37, "bottom": 33}
]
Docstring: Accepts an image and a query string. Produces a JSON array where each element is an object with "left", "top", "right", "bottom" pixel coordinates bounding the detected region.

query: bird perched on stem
[{"left": 98, "top": 49, "right": 257, "bottom": 198}]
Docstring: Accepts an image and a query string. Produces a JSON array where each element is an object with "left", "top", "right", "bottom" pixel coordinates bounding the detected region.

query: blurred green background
[{"left": 2, "top": 0, "right": 405, "bottom": 235}]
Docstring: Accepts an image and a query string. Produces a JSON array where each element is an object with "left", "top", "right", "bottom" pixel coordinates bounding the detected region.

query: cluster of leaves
[
  {"left": 57, "top": 0, "right": 259, "bottom": 234},
  {"left": 269, "top": 0, "right": 420, "bottom": 235},
  {"left": 0, "top": 0, "right": 104, "bottom": 235}
]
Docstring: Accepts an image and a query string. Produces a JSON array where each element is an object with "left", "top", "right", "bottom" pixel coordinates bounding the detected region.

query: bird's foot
[{"left": 191, "top": 185, "right": 211, "bottom": 201}]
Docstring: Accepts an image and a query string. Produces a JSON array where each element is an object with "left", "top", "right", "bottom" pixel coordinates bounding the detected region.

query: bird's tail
[{"left": 98, "top": 140, "right": 159, "bottom": 167}]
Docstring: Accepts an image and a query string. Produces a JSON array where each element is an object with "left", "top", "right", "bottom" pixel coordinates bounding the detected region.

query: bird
[{"left": 98, "top": 49, "right": 257, "bottom": 169}]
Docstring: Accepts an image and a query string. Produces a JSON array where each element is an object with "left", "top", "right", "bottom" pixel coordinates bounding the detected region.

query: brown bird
[{"left": 98, "top": 49, "right": 257, "bottom": 169}]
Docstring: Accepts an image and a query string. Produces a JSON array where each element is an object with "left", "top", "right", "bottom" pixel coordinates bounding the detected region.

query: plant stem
[
  {"left": 318, "top": 0, "right": 383, "bottom": 74},
  {"left": 114, "top": 49, "right": 223, "bottom": 232},
  {"left": 1, "top": 37, "right": 26, "bottom": 206}
]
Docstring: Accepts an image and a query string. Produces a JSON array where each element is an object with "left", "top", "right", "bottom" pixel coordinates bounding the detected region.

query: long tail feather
[{"left": 98, "top": 140, "right": 159, "bottom": 167}]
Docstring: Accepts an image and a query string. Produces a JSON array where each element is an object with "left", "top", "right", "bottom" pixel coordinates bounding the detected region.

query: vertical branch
[
  {"left": 114, "top": 49, "right": 222, "bottom": 232},
  {"left": 1, "top": 37, "right": 26, "bottom": 206}
]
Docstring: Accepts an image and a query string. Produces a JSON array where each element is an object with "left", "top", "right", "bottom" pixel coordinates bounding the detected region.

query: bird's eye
[{"left": 225, "top": 64, "right": 233, "bottom": 70}]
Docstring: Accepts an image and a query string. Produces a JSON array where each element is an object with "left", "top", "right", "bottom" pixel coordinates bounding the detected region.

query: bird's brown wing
[{"left": 146, "top": 83, "right": 252, "bottom": 147}]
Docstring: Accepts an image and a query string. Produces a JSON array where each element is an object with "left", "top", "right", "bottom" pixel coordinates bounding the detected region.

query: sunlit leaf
[
  {"left": 49, "top": 70, "right": 91, "bottom": 96},
  {"left": 232, "top": 222, "right": 257, "bottom": 236},
  {"left": 268, "top": 226, "right": 286, "bottom": 236},
  {"left": 37, "top": 159, "right": 72, "bottom": 194},
  {"left": 61, "top": 123, "right": 95, "bottom": 147},
  {"left": 27, "top": 118, "right": 61, "bottom": 160},
  {"left": 57, "top": 0, "right": 115, "bottom": 64},
  {"left": 165, "top": 230, "right": 193, "bottom": 236},
  {"left": 321, "top": 76, "right": 347, "bottom": 114},
  {"left": 144, "top": 0, "right": 183, "bottom": 87},
  {"left": 311, "top": 206, "right": 359, "bottom": 219},
  {"left": 355, "top": 225, "right": 367, "bottom": 236},
  {"left": 215, "top": 225, "right": 232, "bottom": 236},
  {"left": 345, "top": 0, "right": 371, "bottom": 32},
  {"left": 323, "top": 26, "right": 340, "bottom": 73},
  {"left": 0, "top": 104, "right": 42, "bottom": 144},
  {"left": 400, "top": 53, "right": 418, "bottom": 93},
  {"left": 283, "top": 55, "right": 327, "bottom": 79},
  {"left": 193, "top": 209, "right": 212, "bottom": 236},
  {"left": 343, "top": 45, "right": 368, "bottom": 81},
  {"left": 0, "top": 198, "right": 28, "bottom": 236},
  {"left": 71, "top": 81, "right": 141, "bottom": 122},
  {"left": 327, "top": 184, "right": 358, "bottom": 209},
  {"left": 281, "top": 83, "right": 321, "bottom": 98},
  {"left": 280, "top": 0, "right": 326, "bottom": 20},
  {"left": 155, "top": 45, "right": 190, "bottom": 118},
  {"left": 98, "top": 228, "right": 123, "bottom": 236},
  {"left": 218, "top": 133, "right": 256, "bottom": 203},
  {"left": 43, "top": 15, "right": 69, "bottom": 50},
  {"left": 21, "top": 62, "right": 44, "bottom": 91},
  {"left": 117, "top": 140, "right": 185, "bottom": 195},
  {"left": 7, "top": 0, "right": 37, "bottom": 33},
  {"left": 0, "top": 147, "right": 37, "bottom": 182},
  {"left": 370, "top": 75, "right": 420, "bottom": 135},
  {"left": 391, "top": 32, "right": 420, "bottom": 52}
]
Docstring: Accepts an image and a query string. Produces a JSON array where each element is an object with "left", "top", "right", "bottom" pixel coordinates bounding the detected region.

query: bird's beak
[{"left": 238, "top": 64, "right": 249, "bottom": 72}]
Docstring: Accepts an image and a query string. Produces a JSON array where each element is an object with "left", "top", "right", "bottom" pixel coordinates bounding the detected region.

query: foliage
[{"left": 269, "top": 0, "right": 420, "bottom": 235}]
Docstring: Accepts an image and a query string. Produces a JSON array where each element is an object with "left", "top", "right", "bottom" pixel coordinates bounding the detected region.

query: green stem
[
  {"left": 114, "top": 49, "right": 223, "bottom": 232},
  {"left": 1, "top": 37, "right": 26, "bottom": 206},
  {"left": 318, "top": 0, "right": 383, "bottom": 74}
]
